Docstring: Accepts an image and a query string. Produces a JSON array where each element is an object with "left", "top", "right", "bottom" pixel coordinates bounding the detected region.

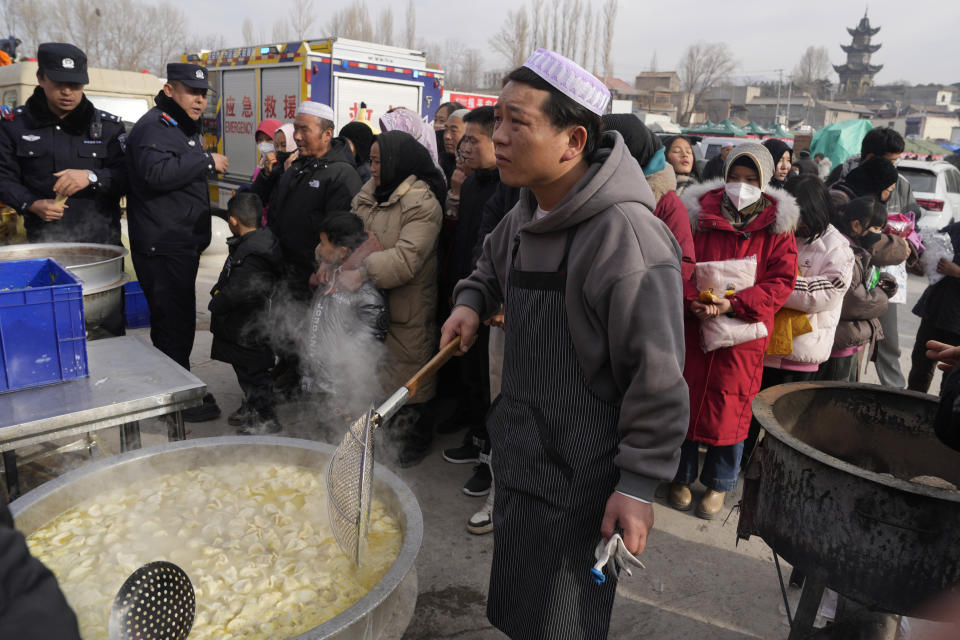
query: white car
[{"left": 898, "top": 160, "right": 960, "bottom": 232}]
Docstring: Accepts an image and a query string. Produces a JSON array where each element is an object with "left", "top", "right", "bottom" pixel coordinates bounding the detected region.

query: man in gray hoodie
[{"left": 440, "top": 49, "right": 689, "bottom": 639}]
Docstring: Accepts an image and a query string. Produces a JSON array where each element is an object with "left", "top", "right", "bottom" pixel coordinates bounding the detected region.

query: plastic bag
[
  {"left": 694, "top": 255, "right": 768, "bottom": 352},
  {"left": 919, "top": 232, "right": 955, "bottom": 285},
  {"left": 885, "top": 211, "right": 924, "bottom": 253},
  {"left": 880, "top": 263, "right": 908, "bottom": 304}
]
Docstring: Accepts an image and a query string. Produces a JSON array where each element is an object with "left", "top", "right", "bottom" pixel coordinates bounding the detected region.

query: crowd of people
[{"left": 4, "top": 40, "right": 960, "bottom": 639}]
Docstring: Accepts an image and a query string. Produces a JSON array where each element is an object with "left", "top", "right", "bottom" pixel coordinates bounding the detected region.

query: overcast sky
[{"left": 177, "top": 0, "right": 958, "bottom": 87}]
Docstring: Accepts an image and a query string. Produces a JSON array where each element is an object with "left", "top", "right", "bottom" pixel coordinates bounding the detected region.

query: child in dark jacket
[
  {"left": 908, "top": 222, "right": 960, "bottom": 393},
  {"left": 818, "top": 197, "right": 897, "bottom": 382},
  {"left": 209, "top": 192, "right": 284, "bottom": 435},
  {"left": 303, "top": 213, "right": 389, "bottom": 427}
]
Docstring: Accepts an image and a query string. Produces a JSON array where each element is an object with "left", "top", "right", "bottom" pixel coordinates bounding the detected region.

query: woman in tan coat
[{"left": 352, "top": 130, "right": 444, "bottom": 467}]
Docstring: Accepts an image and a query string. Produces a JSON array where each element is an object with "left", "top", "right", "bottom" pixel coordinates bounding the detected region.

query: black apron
[{"left": 487, "top": 228, "right": 622, "bottom": 639}]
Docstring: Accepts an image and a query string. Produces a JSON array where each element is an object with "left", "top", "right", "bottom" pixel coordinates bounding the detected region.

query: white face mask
[
  {"left": 257, "top": 141, "right": 275, "bottom": 155},
  {"left": 725, "top": 181, "right": 763, "bottom": 211}
]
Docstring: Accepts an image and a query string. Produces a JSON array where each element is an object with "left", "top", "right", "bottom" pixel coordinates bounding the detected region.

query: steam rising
[{"left": 260, "top": 278, "right": 388, "bottom": 439}]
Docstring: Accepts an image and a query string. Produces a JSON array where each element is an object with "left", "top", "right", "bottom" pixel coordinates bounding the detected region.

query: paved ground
[{"left": 12, "top": 251, "right": 941, "bottom": 639}]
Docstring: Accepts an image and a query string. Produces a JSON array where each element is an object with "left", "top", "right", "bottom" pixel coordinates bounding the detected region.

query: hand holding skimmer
[
  {"left": 327, "top": 336, "right": 461, "bottom": 564},
  {"left": 109, "top": 561, "right": 195, "bottom": 640}
]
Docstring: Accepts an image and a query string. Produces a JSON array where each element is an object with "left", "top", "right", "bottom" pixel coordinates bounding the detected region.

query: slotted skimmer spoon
[
  {"left": 327, "top": 336, "right": 461, "bottom": 564},
  {"left": 109, "top": 561, "right": 195, "bottom": 640}
]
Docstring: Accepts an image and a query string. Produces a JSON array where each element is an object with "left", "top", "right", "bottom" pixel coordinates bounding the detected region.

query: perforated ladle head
[{"left": 109, "top": 561, "right": 195, "bottom": 640}]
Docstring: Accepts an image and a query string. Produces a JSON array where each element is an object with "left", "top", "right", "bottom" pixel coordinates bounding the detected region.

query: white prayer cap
[
  {"left": 296, "top": 101, "right": 334, "bottom": 121},
  {"left": 522, "top": 48, "right": 610, "bottom": 116}
]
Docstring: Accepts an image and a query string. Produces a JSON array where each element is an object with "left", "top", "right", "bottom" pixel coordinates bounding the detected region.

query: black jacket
[
  {"left": 247, "top": 150, "right": 293, "bottom": 206},
  {"left": 209, "top": 227, "right": 283, "bottom": 361},
  {"left": 0, "top": 87, "right": 126, "bottom": 244},
  {"left": 912, "top": 222, "right": 960, "bottom": 334},
  {"left": 471, "top": 181, "right": 522, "bottom": 265},
  {"left": 701, "top": 154, "right": 725, "bottom": 182},
  {"left": 0, "top": 501, "right": 82, "bottom": 640},
  {"left": 450, "top": 167, "right": 500, "bottom": 284},
  {"left": 267, "top": 138, "right": 362, "bottom": 288},
  {"left": 125, "top": 92, "right": 217, "bottom": 255}
]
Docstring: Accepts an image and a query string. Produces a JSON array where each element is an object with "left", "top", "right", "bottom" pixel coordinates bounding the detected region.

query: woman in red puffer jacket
[{"left": 671, "top": 143, "right": 799, "bottom": 520}]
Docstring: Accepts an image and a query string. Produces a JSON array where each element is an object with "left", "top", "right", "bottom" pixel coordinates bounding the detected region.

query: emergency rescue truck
[{"left": 181, "top": 38, "right": 445, "bottom": 210}]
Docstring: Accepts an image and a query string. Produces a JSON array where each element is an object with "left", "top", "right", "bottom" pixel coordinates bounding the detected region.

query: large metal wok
[
  {"left": 0, "top": 243, "right": 127, "bottom": 332},
  {"left": 10, "top": 436, "right": 423, "bottom": 640},
  {"left": 741, "top": 382, "right": 960, "bottom": 637}
]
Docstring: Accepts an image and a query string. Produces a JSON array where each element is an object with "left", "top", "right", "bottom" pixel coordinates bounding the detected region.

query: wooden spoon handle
[{"left": 404, "top": 336, "right": 461, "bottom": 398}]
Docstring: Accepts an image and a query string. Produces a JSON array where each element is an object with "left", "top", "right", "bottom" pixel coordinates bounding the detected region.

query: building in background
[{"left": 834, "top": 11, "right": 883, "bottom": 98}]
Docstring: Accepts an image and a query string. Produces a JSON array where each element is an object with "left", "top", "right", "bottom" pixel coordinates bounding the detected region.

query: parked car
[{"left": 899, "top": 160, "right": 960, "bottom": 232}]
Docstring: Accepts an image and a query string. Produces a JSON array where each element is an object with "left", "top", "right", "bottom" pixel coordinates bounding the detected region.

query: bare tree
[
  {"left": 561, "top": 0, "right": 584, "bottom": 61},
  {"left": 599, "top": 0, "right": 617, "bottom": 78},
  {"left": 530, "top": 0, "right": 546, "bottom": 50},
  {"left": 183, "top": 32, "right": 227, "bottom": 57},
  {"left": 51, "top": 0, "right": 105, "bottom": 66},
  {"left": 580, "top": 7, "right": 594, "bottom": 71},
  {"left": 677, "top": 41, "right": 737, "bottom": 125},
  {"left": 375, "top": 6, "right": 393, "bottom": 46},
  {"left": 404, "top": 0, "right": 415, "bottom": 49},
  {"left": 326, "top": 1, "right": 373, "bottom": 41},
  {"left": 272, "top": 17, "right": 292, "bottom": 42},
  {"left": 290, "top": 0, "right": 316, "bottom": 41},
  {"left": 489, "top": 8, "right": 529, "bottom": 69},
  {"left": 149, "top": 2, "right": 188, "bottom": 72},
  {"left": 592, "top": 11, "right": 603, "bottom": 75},
  {"left": 2, "top": 0, "right": 50, "bottom": 57},
  {"left": 461, "top": 49, "right": 483, "bottom": 89},
  {"left": 793, "top": 45, "right": 832, "bottom": 98},
  {"left": 241, "top": 18, "right": 257, "bottom": 44}
]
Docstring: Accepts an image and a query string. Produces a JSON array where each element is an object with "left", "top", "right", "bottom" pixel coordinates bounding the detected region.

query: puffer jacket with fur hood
[
  {"left": 680, "top": 178, "right": 799, "bottom": 445},
  {"left": 646, "top": 163, "right": 695, "bottom": 281},
  {"left": 764, "top": 224, "right": 855, "bottom": 368}
]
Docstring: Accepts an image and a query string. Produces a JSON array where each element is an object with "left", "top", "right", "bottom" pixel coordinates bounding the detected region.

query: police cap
[
  {"left": 37, "top": 43, "right": 88, "bottom": 84},
  {"left": 166, "top": 63, "right": 211, "bottom": 90}
]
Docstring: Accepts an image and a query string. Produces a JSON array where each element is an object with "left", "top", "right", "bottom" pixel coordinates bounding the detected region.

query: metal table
[{"left": 0, "top": 335, "right": 205, "bottom": 498}]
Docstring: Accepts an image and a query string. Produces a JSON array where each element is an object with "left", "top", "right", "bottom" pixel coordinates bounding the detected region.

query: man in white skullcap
[
  {"left": 266, "top": 101, "right": 363, "bottom": 390},
  {"left": 441, "top": 49, "right": 689, "bottom": 638}
]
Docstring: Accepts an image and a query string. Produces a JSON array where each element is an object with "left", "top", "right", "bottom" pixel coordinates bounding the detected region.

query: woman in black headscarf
[
  {"left": 763, "top": 138, "right": 794, "bottom": 189},
  {"left": 835, "top": 156, "right": 900, "bottom": 203},
  {"left": 339, "top": 121, "right": 376, "bottom": 185},
  {"left": 351, "top": 130, "right": 444, "bottom": 467}
]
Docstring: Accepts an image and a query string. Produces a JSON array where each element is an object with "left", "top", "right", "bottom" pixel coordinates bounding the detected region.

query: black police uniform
[
  {"left": 125, "top": 64, "right": 218, "bottom": 370},
  {"left": 0, "top": 43, "right": 126, "bottom": 244}
]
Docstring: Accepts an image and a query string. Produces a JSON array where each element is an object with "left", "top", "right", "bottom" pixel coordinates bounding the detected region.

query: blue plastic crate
[
  {"left": 123, "top": 280, "right": 150, "bottom": 329},
  {"left": 0, "top": 258, "right": 88, "bottom": 393}
]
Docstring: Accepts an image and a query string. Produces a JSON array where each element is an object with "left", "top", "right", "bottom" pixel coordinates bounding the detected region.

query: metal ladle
[{"left": 109, "top": 561, "right": 195, "bottom": 640}]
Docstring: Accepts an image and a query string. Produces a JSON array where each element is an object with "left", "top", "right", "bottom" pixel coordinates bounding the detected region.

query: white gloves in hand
[{"left": 591, "top": 533, "right": 645, "bottom": 585}]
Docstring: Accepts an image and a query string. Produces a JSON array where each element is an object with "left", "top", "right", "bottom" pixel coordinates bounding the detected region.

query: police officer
[
  {"left": 126, "top": 62, "right": 228, "bottom": 421},
  {"left": 0, "top": 43, "right": 126, "bottom": 245}
]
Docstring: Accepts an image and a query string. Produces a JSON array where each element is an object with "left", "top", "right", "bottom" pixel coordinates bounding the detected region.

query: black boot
[{"left": 182, "top": 393, "right": 221, "bottom": 423}]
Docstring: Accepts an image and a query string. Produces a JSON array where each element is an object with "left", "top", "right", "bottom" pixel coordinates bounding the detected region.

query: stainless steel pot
[
  {"left": 10, "top": 436, "right": 423, "bottom": 640},
  {"left": 741, "top": 381, "right": 960, "bottom": 616},
  {"left": 0, "top": 243, "right": 128, "bottom": 331}
]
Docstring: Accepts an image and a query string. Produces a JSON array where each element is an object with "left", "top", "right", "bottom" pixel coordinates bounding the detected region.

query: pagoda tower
[{"left": 834, "top": 11, "right": 883, "bottom": 97}]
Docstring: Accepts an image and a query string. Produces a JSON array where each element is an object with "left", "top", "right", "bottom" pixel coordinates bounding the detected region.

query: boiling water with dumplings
[{"left": 26, "top": 462, "right": 402, "bottom": 640}]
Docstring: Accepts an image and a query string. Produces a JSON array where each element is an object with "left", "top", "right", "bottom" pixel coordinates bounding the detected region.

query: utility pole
[
  {"left": 786, "top": 75, "right": 793, "bottom": 127},
  {"left": 775, "top": 69, "right": 783, "bottom": 125}
]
